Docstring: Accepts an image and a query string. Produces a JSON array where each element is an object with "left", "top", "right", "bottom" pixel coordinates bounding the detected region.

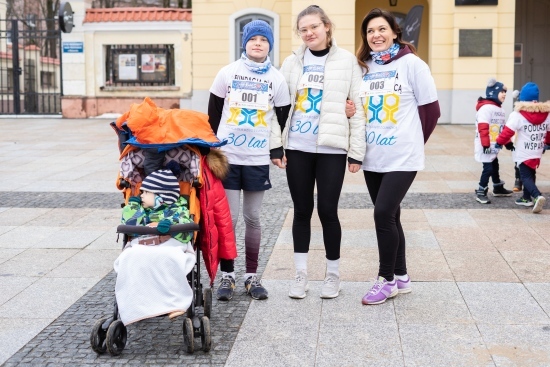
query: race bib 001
[
  {"left": 229, "top": 80, "right": 270, "bottom": 111},
  {"left": 298, "top": 65, "right": 325, "bottom": 90},
  {"left": 360, "top": 70, "right": 397, "bottom": 97}
]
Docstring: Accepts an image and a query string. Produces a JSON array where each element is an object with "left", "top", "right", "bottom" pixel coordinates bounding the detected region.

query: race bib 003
[
  {"left": 298, "top": 65, "right": 325, "bottom": 90},
  {"left": 360, "top": 70, "right": 397, "bottom": 97},
  {"left": 229, "top": 80, "right": 270, "bottom": 111}
]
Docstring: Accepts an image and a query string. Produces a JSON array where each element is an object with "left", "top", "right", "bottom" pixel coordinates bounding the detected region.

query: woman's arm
[
  {"left": 418, "top": 101, "right": 441, "bottom": 144},
  {"left": 347, "top": 59, "right": 367, "bottom": 162}
]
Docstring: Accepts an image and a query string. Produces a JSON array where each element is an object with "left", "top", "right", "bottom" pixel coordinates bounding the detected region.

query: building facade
[{"left": 61, "top": 0, "right": 550, "bottom": 123}]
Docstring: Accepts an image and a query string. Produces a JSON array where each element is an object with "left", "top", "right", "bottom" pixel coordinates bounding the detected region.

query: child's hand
[
  {"left": 345, "top": 100, "right": 356, "bottom": 118},
  {"left": 505, "top": 142, "right": 515, "bottom": 151},
  {"left": 128, "top": 196, "right": 142, "bottom": 205},
  {"left": 156, "top": 219, "right": 171, "bottom": 233},
  {"left": 271, "top": 157, "right": 286, "bottom": 169},
  {"left": 348, "top": 163, "right": 361, "bottom": 173}
]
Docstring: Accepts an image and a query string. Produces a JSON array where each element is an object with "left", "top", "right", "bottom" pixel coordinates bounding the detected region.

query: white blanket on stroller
[{"left": 114, "top": 238, "right": 196, "bottom": 325}]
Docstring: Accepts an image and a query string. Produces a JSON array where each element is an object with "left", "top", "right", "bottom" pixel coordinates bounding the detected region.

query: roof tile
[{"left": 83, "top": 7, "right": 192, "bottom": 23}]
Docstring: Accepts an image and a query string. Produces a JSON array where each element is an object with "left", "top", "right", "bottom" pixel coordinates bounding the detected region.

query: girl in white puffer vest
[{"left": 276, "top": 5, "right": 366, "bottom": 300}]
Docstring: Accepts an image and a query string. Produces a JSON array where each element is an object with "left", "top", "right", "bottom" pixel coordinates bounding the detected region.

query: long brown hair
[
  {"left": 295, "top": 5, "right": 334, "bottom": 49},
  {"left": 356, "top": 8, "right": 417, "bottom": 73}
]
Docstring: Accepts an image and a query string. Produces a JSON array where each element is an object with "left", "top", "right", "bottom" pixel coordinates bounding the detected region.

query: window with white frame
[{"left": 234, "top": 14, "right": 274, "bottom": 62}]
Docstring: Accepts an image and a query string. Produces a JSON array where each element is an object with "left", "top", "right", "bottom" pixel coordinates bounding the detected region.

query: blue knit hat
[
  {"left": 140, "top": 169, "right": 180, "bottom": 205},
  {"left": 242, "top": 20, "right": 274, "bottom": 52},
  {"left": 486, "top": 78, "right": 505, "bottom": 103},
  {"left": 519, "top": 82, "right": 539, "bottom": 102}
]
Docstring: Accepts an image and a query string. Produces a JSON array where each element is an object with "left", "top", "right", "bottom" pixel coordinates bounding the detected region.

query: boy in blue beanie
[
  {"left": 474, "top": 78, "right": 513, "bottom": 204},
  {"left": 496, "top": 82, "right": 550, "bottom": 213},
  {"left": 207, "top": 20, "right": 291, "bottom": 301}
]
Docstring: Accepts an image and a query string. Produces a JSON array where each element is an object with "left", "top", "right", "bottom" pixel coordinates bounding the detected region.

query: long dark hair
[
  {"left": 356, "top": 8, "right": 417, "bottom": 73},
  {"left": 295, "top": 5, "right": 334, "bottom": 49}
]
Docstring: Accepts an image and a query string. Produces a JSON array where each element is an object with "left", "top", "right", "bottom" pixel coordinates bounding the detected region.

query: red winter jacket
[{"left": 199, "top": 154, "right": 237, "bottom": 285}]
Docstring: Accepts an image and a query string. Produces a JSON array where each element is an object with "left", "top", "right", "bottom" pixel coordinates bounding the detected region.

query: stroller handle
[{"left": 117, "top": 223, "right": 200, "bottom": 236}]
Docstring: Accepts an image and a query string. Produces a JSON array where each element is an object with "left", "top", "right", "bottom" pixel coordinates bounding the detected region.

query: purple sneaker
[
  {"left": 362, "top": 276, "right": 398, "bottom": 305},
  {"left": 395, "top": 274, "right": 411, "bottom": 294}
]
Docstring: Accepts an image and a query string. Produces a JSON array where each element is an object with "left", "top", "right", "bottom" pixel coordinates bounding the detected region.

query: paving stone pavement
[{"left": 1, "top": 120, "right": 550, "bottom": 366}]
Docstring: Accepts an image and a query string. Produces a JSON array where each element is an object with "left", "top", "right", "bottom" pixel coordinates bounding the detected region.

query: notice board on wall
[{"left": 459, "top": 29, "right": 492, "bottom": 57}]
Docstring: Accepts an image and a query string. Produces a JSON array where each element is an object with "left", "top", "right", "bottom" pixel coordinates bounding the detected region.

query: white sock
[
  {"left": 395, "top": 274, "right": 408, "bottom": 281},
  {"left": 294, "top": 252, "right": 308, "bottom": 273},
  {"left": 326, "top": 259, "right": 340, "bottom": 276},
  {"left": 222, "top": 271, "right": 235, "bottom": 280},
  {"left": 243, "top": 273, "right": 256, "bottom": 282}
]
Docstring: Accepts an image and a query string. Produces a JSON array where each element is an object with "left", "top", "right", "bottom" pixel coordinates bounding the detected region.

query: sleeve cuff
[{"left": 270, "top": 147, "right": 284, "bottom": 160}]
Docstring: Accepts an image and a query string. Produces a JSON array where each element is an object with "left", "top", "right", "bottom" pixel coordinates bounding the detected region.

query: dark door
[{"left": 514, "top": 0, "right": 550, "bottom": 101}]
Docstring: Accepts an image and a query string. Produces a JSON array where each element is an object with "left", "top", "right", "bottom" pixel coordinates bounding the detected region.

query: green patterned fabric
[{"left": 121, "top": 196, "right": 193, "bottom": 244}]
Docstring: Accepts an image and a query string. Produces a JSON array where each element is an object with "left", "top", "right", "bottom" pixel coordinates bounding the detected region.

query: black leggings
[
  {"left": 286, "top": 150, "right": 347, "bottom": 261},
  {"left": 364, "top": 170, "right": 417, "bottom": 281}
]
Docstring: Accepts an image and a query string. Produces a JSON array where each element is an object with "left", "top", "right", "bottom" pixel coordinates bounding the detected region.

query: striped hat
[{"left": 140, "top": 169, "right": 180, "bottom": 205}]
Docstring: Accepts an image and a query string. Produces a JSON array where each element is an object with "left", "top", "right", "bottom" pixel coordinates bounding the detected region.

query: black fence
[{"left": 0, "top": 18, "right": 62, "bottom": 115}]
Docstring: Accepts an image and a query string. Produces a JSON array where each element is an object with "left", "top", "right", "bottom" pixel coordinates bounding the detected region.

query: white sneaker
[
  {"left": 289, "top": 270, "right": 308, "bottom": 299},
  {"left": 320, "top": 272, "right": 341, "bottom": 299},
  {"left": 533, "top": 196, "right": 546, "bottom": 213}
]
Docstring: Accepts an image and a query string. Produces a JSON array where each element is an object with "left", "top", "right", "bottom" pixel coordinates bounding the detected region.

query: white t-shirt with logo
[
  {"left": 210, "top": 60, "right": 290, "bottom": 165},
  {"left": 474, "top": 103, "right": 506, "bottom": 163},
  {"left": 287, "top": 49, "right": 346, "bottom": 154},
  {"left": 505, "top": 111, "right": 550, "bottom": 164},
  {"left": 360, "top": 54, "right": 438, "bottom": 172}
]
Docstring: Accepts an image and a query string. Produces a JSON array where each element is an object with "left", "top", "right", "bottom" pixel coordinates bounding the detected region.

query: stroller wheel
[
  {"left": 106, "top": 320, "right": 127, "bottom": 356},
  {"left": 183, "top": 317, "right": 194, "bottom": 353},
  {"left": 200, "top": 316, "right": 211, "bottom": 352},
  {"left": 90, "top": 317, "right": 108, "bottom": 354},
  {"left": 203, "top": 288, "right": 212, "bottom": 319}
]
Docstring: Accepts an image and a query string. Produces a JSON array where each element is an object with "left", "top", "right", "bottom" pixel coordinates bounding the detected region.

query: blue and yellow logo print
[
  {"left": 295, "top": 89, "right": 323, "bottom": 114},
  {"left": 364, "top": 93, "right": 400, "bottom": 124},
  {"left": 226, "top": 107, "right": 268, "bottom": 128}
]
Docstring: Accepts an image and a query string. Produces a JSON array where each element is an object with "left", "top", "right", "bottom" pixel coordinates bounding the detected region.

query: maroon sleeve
[
  {"left": 418, "top": 101, "right": 440, "bottom": 144},
  {"left": 496, "top": 126, "right": 516, "bottom": 145},
  {"left": 477, "top": 123, "right": 490, "bottom": 147},
  {"left": 545, "top": 131, "right": 550, "bottom": 145}
]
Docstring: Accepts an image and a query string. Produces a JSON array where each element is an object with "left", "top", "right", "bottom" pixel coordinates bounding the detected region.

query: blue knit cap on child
[
  {"left": 518, "top": 82, "right": 539, "bottom": 102},
  {"left": 140, "top": 169, "right": 180, "bottom": 206},
  {"left": 486, "top": 78, "right": 505, "bottom": 105},
  {"left": 242, "top": 20, "right": 274, "bottom": 52}
]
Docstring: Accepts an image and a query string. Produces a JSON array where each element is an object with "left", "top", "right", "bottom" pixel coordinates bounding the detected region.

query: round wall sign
[{"left": 59, "top": 2, "right": 74, "bottom": 33}]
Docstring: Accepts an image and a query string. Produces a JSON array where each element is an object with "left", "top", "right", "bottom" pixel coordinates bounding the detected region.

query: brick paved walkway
[{"left": 1, "top": 120, "right": 550, "bottom": 367}]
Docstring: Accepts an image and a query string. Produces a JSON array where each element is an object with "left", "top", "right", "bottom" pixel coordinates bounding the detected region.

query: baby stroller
[{"left": 90, "top": 98, "right": 231, "bottom": 356}]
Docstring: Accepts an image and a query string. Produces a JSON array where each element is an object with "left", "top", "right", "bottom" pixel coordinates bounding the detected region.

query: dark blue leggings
[
  {"left": 364, "top": 170, "right": 417, "bottom": 281},
  {"left": 519, "top": 163, "right": 540, "bottom": 200},
  {"left": 285, "top": 150, "right": 347, "bottom": 261}
]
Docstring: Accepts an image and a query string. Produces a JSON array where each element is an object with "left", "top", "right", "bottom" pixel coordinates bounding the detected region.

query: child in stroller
[
  {"left": 115, "top": 165, "right": 196, "bottom": 324},
  {"left": 91, "top": 98, "right": 237, "bottom": 356}
]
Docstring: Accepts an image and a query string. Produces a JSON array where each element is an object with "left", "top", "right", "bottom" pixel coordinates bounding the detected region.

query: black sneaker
[
  {"left": 244, "top": 275, "right": 268, "bottom": 300},
  {"left": 216, "top": 275, "right": 236, "bottom": 301},
  {"left": 513, "top": 178, "right": 522, "bottom": 192},
  {"left": 493, "top": 182, "right": 513, "bottom": 197},
  {"left": 475, "top": 187, "right": 490, "bottom": 204}
]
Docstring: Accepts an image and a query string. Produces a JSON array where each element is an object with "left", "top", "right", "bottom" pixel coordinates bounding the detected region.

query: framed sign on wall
[{"left": 455, "top": 0, "right": 498, "bottom": 5}]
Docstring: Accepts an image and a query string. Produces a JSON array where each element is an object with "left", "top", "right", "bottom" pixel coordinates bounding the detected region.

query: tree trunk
[{"left": 44, "top": 0, "right": 59, "bottom": 58}]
